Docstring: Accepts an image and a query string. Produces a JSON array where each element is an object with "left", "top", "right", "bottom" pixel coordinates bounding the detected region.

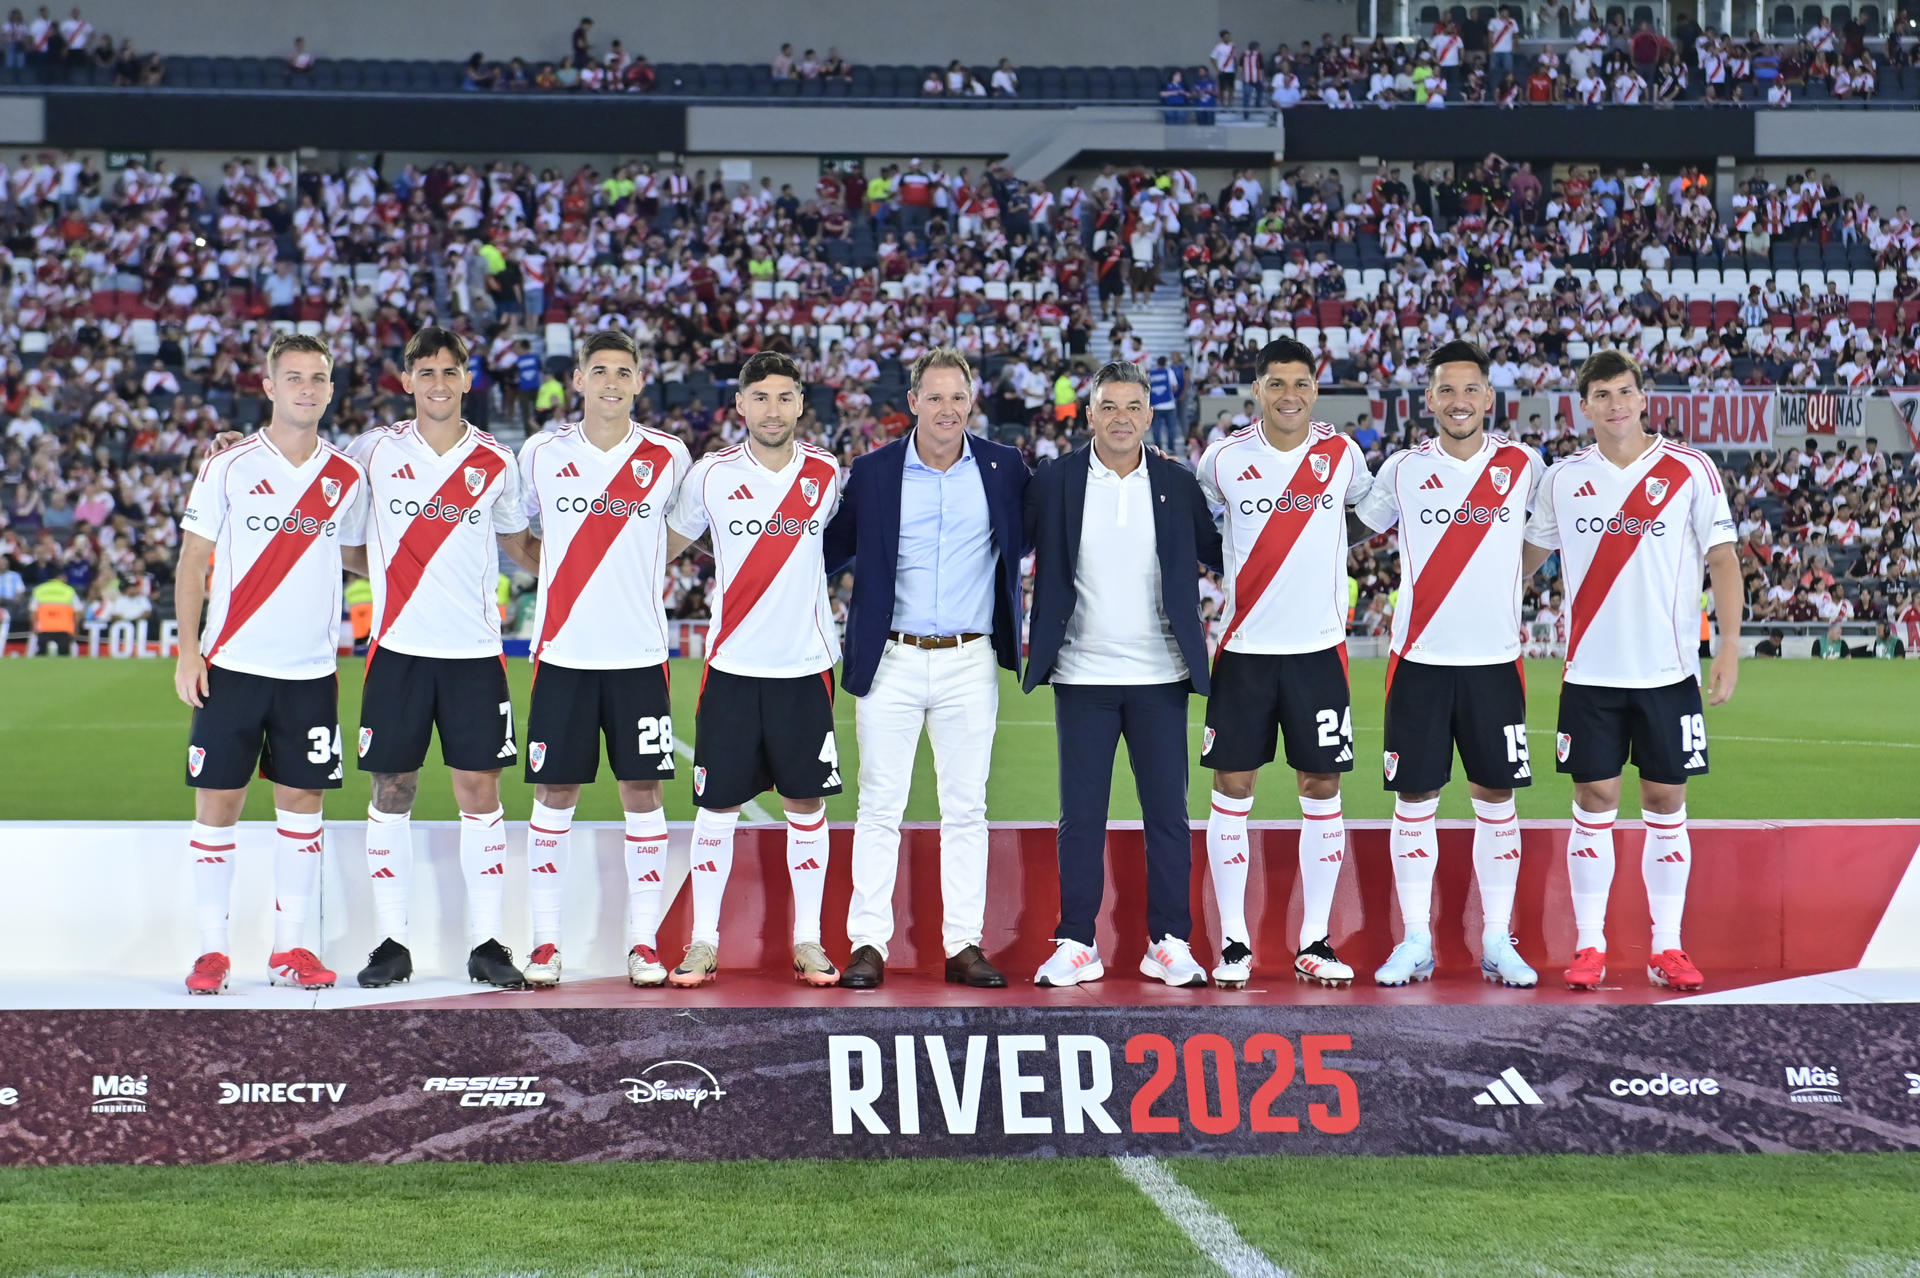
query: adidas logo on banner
[
  {"left": 1420, "top": 473, "right": 1446, "bottom": 491},
  {"left": 249, "top": 480, "right": 275, "bottom": 496},
  {"left": 1573, "top": 481, "right": 1598, "bottom": 498},
  {"left": 371, "top": 868, "right": 396, "bottom": 880},
  {"left": 555, "top": 462, "right": 581, "bottom": 478},
  {"left": 390, "top": 464, "right": 416, "bottom": 479},
  {"left": 727, "top": 485, "right": 754, "bottom": 501},
  {"left": 1237, "top": 465, "right": 1262, "bottom": 482},
  {"left": 1473, "top": 1067, "right": 1545, "bottom": 1107}
]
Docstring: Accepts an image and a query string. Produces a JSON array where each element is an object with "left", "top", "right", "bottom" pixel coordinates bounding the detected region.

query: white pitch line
[
  {"left": 998, "top": 720, "right": 1920, "bottom": 750},
  {"left": 1112, "top": 1154, "right": 1290, "bottom": 1278},
  {"left": 672, "top": 739, "right": 773, "bottom": 822}
]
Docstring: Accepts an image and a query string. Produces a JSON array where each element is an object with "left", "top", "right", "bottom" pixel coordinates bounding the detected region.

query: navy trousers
[{"left": 1052, "top": 680, "right": 1193, "bottom": 946}]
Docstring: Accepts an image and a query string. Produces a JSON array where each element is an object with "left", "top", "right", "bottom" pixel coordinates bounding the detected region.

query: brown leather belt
[{"left": 889, "top": 631, "right": 987, "bottom": 649}]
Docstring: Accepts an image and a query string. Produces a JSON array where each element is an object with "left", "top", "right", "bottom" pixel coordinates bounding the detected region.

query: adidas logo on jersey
[
  {"left": 1473, "top": 1067, "right": 1545, "bottom": 1107},
  {"left": 1237, "top": 465, "right": 1262, "bottom": 482},
  {"left": 727, "top": 485, "right": 754, "bottom": 501},
  {"left": 1573, "top": 481, "right": 1598, "bottom": 498},
  {"left": 249, "top": 480, "right": 276, "bottom": 496},
  {"left": 390, "top": 464, "right": 416, "bottom": 480},
  {"left": 1419, "top": 473, "right": 1446, "bottom": 491},
  {"left": 555, "top": 462, "right": 581, "bottom": 478}
]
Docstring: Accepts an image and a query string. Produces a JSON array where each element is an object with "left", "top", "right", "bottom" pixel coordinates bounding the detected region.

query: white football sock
[
  {"left": 363, "top": 804, "right": 411, "bottom": 944},
  {"left": 1206, "top": 790, "right": 1254, "bottom": 946},
  {"left": 624, "top": 807, "right": 668, "bottom": 948},
  {"left": 1297, "top": 793, "right": 1346, "bottom": 950},
  {"left": 188, "top": 821, "right": 237, "bottom": 957},
  {"left": 785, "top": 807, "right": 829, "bottom": 945},
  {"left": 1567, "top": 803, "right": 1618, "bottom": 952},
  {"left": 527, "top": 800, "right": 573, "bottom": 948},
  {"left": 689, "top": 807, "right": 740, "bottom": 947},
  {"left": 1388, "top": 796, "right": 1441, "bottom": 942},
  {"left": 1642, "top": 805, "right": 1691, "bottom": 953},
  {"left": 272, "top": 809, "right": 324, "bottom": 954},
  {"left": 459, "top": 808, "right": 508, "bottom": 948},
  {"left": 1472, "top": 796, "right": 1523, "bottom": 946}
]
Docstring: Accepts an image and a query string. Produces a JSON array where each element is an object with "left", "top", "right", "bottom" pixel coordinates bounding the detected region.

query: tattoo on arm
[{"left": 370, "top": 772, "right": 419, "bottom": 814}]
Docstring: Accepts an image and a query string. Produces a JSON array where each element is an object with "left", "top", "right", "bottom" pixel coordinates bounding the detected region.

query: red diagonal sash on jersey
[
  {"left": 370, "top": 443, "right": 508, "bottom": 656},
  {"left": 534, "top": 437, "right": 676, "bottom": 663},
  {"left": 710, "top": 452, "right": 837, "bottom": 660},
  {"left": 1398, "top": 445, "right": 1530, "bottom": 657},
  {"left": 208, "top": 452, "right": 361, "bottom": 660},
  {"left": 1565, "top": 450, "right": 1696, "bottom": 665},
  {"left": 1216, "top": 436, "right": 1345, "bottom": 653}
]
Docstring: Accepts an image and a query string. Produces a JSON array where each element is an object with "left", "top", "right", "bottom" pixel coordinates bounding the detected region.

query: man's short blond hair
[
  {"left": 909, "top": 346, "right": 974, "bottom": 394},
  {"left": 266, "top": 332, "right": 334, "bottom": 378}
]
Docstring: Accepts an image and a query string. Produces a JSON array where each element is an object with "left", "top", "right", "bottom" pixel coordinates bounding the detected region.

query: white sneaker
[
  {"left": 1481, "top": 935, "right": 1538, "bottom": 988},
  {"left": 1139, "top": 935, "right": 1207, "bottom": 988},
  {"left": 626, "top": 944, "right": 667, "bottom": 988},
  {"left": 1374, "top": 936, "right": 1435, "bottom": 986},
  {"left": 1212, "top": 939, "right": 1254, "bottom": 989},
  {"left": 1294, "top": 938, "right": 1354, "bottom": 986},
  {"left": 524, "top": 943, "right": 562, "bottom": 988},
  {"left": 1034, "top": 938, "right": 1104, "bottom": 986}
]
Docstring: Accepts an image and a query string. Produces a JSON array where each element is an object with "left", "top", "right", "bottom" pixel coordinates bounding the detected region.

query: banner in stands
[
  {"left": 1548, "top": 390, "right": 1774, "bottom": 448},
  {"left": 2, "top": 1004, "right": 1916, "bottom": 1163}
]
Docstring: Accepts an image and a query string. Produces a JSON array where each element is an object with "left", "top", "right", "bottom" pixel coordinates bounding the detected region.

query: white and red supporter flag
[
  {"left": 667, "top": 442, "right": 842, "bottom": 678},
  {"left": 519, "top": 422, "right": 691, "bottom": 669},
  {"left": 1525, "top": 438, "right": 1734, "bottom": 688},
  {"left": 180, "top": 433, "right": 369, "bottom": 680},
  {"left": 1354, "top": 434, "right": 1541, "bottom": 668},
  {"left": 1196, "top": 422, "right": 1373, "bottom": 655},
  {"left": 345, "top": 420, "right": 527, "bottom": 660}
]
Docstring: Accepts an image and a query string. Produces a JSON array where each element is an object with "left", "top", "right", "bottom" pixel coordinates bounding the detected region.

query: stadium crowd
[{"left": 0, "top": 145, "right": 1916, "bottom": 653}]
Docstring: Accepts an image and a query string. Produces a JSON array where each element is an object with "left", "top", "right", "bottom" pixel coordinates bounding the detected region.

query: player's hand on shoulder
[{"left": 205, "top": 430, "right": 245, "bottom": 458}]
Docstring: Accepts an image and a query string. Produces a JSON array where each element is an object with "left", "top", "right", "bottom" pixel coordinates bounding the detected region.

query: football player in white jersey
[
  {"left": 517, "top": 328, "right": 694, "bottom": 990},
  {"left": 665, "top": 351, "right": 845, "bottom": 988},
  {"left": 342, "top": 327, "right": 541, "bottom": 990},
  {"left": 1522, "top": 349, "right": 1742, "bottom": 993},
  {"left": 1353, "top": 340, "right": 1544, "bottom": 989},
  {"left": 1195, "top": 336, "right": 1373, "bottom": 990},
  {"left": 173, "top": 334, "right": 370, "bottom": 995}
]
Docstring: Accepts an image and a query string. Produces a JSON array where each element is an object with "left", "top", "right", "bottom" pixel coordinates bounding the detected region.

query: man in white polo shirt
[{"left": 1021, "top": 362, "right": 1224, "bottom": 989}]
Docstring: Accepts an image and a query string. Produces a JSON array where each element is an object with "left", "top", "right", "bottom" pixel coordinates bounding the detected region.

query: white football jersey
[
  {"left": 1196, "top": 423, "right": 1372, "bottom": 655},
  {"left": 180, "top": 432, "right": 369, "bottom": 680},
  {"left": 1525, "top": 437, "right": 1734, "bottom": 688},
  {"left": 345, "top": 421, "right": 527, "bottom": 660},
  {"left": 519, "top": 422, "right": 691, "bottom": 670},
  {"left": 1354, "top": 434, "right": 1542, "bottom": 665},
  {"left": 668, "top": 441, "right": 841, "bottom": 678}
]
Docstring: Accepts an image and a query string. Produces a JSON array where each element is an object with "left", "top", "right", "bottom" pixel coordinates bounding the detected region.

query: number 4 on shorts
[{"left": 819, "top": 732, "right": 841, "bottom": 788}]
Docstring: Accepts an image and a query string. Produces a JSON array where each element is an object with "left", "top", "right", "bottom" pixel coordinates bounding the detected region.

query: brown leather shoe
[
  {"left": 838, "top": 945, "right": 885, "bottom": 989},
  {"left": 944, "top": 945, "right": 1008, "bottom": 988}
]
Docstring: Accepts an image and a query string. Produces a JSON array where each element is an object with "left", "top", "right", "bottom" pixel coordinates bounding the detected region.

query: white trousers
[{"left": 847, "top": 636, "right": 999, "bottom": 958}]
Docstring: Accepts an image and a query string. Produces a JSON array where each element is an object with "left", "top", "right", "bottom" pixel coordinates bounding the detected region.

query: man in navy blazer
[
  {"left": 823, "top": 348, "right": 1030, "bottom": 990},
  {"left": 1023, "top": 361, "right": 1223, "bottom": 990}
]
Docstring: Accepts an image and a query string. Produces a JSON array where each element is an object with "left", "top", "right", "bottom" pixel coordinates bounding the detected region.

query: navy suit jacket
[
  {"left": 1022, "top": 447, "right": 1224, "bottom": 695},
  {"left": 823, "top": 432, "right": 1032, "bottom": 697}
]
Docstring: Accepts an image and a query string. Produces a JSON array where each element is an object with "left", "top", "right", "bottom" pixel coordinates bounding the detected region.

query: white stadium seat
[
  {"left": 1695, "top": 268, "right": 1721, "bottom": 289},
  {"left": 543, "top": 322, "right": 572, "bottom": 358},
  {"left": 1668, "top": 268, "right": 1696, "bottom": 289},
  {"left": 128, "top": 318, "right": 159, "bottom": 355}
]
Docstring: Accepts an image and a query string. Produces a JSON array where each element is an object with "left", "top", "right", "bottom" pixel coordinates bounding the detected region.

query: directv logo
[{"left": 1473, "top": 1068, "right": 1544, "bottom": 1107}]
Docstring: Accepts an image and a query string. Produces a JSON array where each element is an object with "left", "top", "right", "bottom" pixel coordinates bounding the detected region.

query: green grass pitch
[{"left": 0, "top": 656, "right": 1914, "bottom": 822}]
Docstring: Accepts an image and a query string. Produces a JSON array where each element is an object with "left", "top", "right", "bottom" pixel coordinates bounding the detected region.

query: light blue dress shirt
[{"left": 891, "top": 431, "right": 997, "bottom": 636}]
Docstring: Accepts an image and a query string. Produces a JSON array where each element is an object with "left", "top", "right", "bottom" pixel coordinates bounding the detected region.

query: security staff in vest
[
  {"left": 29, "top": 577, "right": 78, "bottom": 655},
  {"left": 826, "top": 348, "right": 1031, "bottom": 990},
  {"left": 1023, "top": 361, "right": 1223, "bottom": 989}
]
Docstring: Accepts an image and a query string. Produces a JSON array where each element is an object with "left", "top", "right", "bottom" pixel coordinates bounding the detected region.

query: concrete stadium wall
[{"left": 73, "top": 0, "right": 1355, "bottom": 66}]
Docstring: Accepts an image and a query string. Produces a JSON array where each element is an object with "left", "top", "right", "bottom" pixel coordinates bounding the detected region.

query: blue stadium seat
[
  {"left": 1087, "top": 68, "right": 1114, "bottom": 100},
  {"left": 1772, "top": 3, "right": 1796, "bottom": 33},
  {"left": 823, "top": 77, "right": 849, "bottom": 96},
  {"left": 1419, "top": 4, "right": 1441, "bottom": 26},
  {"left": 1830, "top": 3, "right": 1851, "bottom": 27},
  {"left": 1633, "top": 3, "right": 1655, "bottom": 26},
  {"left": 1801, "top": 4, "right": 1823, "bottom": 29},
  {"left": 1861, "top": 3, "right": 1881, "bottom": 32},
  {"left": 1061, "top": 68, "right": 1089, "bottom": 98},
  {"left": 771, "top": 76, "right": 797, "bottom": 96},
  {"left": 797, "top": 74, "right": 823, "bottom": 96}
]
